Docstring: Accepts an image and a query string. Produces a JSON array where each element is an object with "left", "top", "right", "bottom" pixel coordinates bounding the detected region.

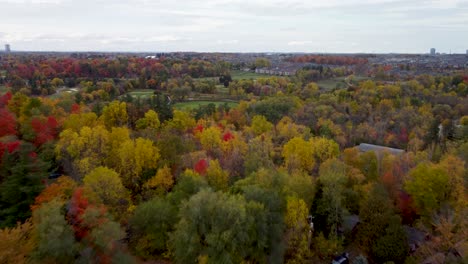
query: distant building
[
  {"left": 466, "top": 49, "right": 468, "bottom": 55},
  {"left": 430, "top": 48, "right": 436, "bottom": 55},
  {"left": 5, "top": 44, "right": 10, "bottom": 53}
]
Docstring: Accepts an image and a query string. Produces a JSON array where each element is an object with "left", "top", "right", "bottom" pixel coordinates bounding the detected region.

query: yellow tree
[
  {"left": 199, "top": 126, "right": 222, "bottom": 154},
  {"left": 145, "top": 165, "right": 174, "bottom": 193},
  {"left": 136, "top": 110, "right": 160, "bottom": 130},
  {"left": 309, "top": 137, "right": 340, "bottom": 165},
  {"left": 118, "top": 138, "right": 160, "bottom": 192},
  {"left": 251, "top": 115, "right": 273, "bottom": 136},
  {"left": 282, "top": 137, "right": 315, "bottom": 173},
  {"left": 63, "top": 112, "right": 99, "bottom": 132},
  {"left": 100, "top": 101, "right": 128, "bottom": 128},
  {"left": 83, "top": 167, "right": 131, "bottom": 219},
  {"left": 106, "top": 127, "right": 131, "bottom": 169},
  {"left": 284, "top": 196, "right": 310, "bottom": 263},
  {"left": 56, "top": 125, "right": 110, "bottom": 178},
  {"left": 276, "top": 116, "right": 310, "bottom": 140},
  {"left": 206, "top": 159, "right": 229, "bottom": 191},
  {"left": 0, "top": 220, "right": 35, "bottom": 264},
  {"left": 166, "top": 110, "right": 196, "bottom": 132}
]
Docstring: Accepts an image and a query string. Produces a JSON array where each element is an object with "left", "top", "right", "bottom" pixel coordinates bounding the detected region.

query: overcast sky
[{"left": 1, "top": 0, "right": 468, "bottom": 53}]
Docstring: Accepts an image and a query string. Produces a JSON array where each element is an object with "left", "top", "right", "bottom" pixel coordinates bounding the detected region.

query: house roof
[{"left": 358, "top": 143, "right": 405, "bottom": 156}]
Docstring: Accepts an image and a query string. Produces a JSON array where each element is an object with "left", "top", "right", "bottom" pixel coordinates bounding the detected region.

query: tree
[
  {"left": 101, "top": 101, "right": 128, "bottom": 128},
  {"left": 0, "top": 142, "right": 49, "bottom": 227},
  {"left": 282, "top": 137, "right": 315, "bottom": 173},
  {"left": 284, "top": 196, "right": 310, "bottom": 263},
  {"left": 170, "top": 189, "right": 267, "bottom": 264},
  {"left": 31, "top": 176, "right": 77, "bottom": 211},
  {"left": 357, "top": 184, "right": 408, "bottom": 263},
  {"left": 83, "top": 167, "right": 131, "bottom": 219},
  {"left": 118, "top": 138, "right": 160, "bottom": 192},
  {"left": 251, "top": 115, "right": 273, "bottom": 136},
  {"left": 145, "top": 165, "right": 174, "bottom": 193},
  {"left": 199, "top": 126, "right": 222, "bottom": 155},
  {"left": 129, "top": 197, "right": 177, "bottom": 258},
  {"left": 56, "top": 125, "right": 110, "bottom": 178},
  {"left": 136, "top": 109, "right": 160, "bottom": 130},
  {"left": 166, "top": 110, "right": 196, "bottom": 132},
  {"left": 0, "top": 220, "right": 35, "bottom": 264},
  {"left": 206, "top": 159, "right": 230, "bottom": 191},
  {"left": 32, "top": 200, "right": 77, "bottom": 263},
  {"left": 313, "top": 159, "right": 347, "bottom": 237},
  {"left": 0, "top": 108, "right": 17, "bottom": 137},
  {"left": 404, "top": 162, "right": 451, "bottom": 218}
]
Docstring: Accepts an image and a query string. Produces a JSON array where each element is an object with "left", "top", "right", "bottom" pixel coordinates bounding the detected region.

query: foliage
[
  {"left": 83, "top": 167, "right": 131, "bottom": 219},
  {"left": 0, "top": 220, "right": 35, "bottom": 264},
  {"left": 129, "top": 197, "right": 177, "bottom": 258},
  {"left": 33, "top": 200, "right": 77, "bottom": 262}
]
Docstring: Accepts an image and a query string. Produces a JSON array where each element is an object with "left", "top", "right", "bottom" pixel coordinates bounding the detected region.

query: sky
[{"left": 1, "top": 0, "right": 468, "bottom": 53}]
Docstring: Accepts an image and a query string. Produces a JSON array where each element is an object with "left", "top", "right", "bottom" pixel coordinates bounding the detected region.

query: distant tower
[
  {"left": 430, "top": 48, "right": 436, "bottom": 55},
  {"left": 5, "top": 44, "right": 10, "bottom": 53}
]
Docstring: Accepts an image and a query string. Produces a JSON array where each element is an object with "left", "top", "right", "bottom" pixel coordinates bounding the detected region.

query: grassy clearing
[
  {"left": 127, "top": 90, "right": 155, "bottom": 98},
  {"left": 174, "top": 101, "right": 238, "bottom": 110},
  {"left": 317, "top": 77, "right": 349, "bottom": 91},
  {"left": 231, "top": 70, "right": 268, "bottom": 80}
]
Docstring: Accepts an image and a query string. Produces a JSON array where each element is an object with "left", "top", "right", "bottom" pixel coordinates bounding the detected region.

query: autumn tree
[
  {"left": 83, "top": 167, "right": 131, "bottom": 219},
  {"left": 100, "top": 101, "right": 128, "bottom": 128},
  {"left": 129, "top": 197, "right": 177, "bottom": 259},
  {"left": 145, "top": 165, "right": 174, "bottom": 194},
  {"left": 206, "top": 159, "right": 230, "bottom": 191},
  {"left": 117, "top": 138, "right": 160, "bottom": 192},
  {"left": 282, "top": 137, "right": 315, "bottom": 173},
  {"left": 251, "top": 115, "right": 273, "bottom": 136},
  {"left": 284, "top": 196, "right": 310, "bottom": 263},
  {"left": 170, "top": 189, "right": 270, "bottom": 264},
  {"left": 32, "top": 200, "right": 77, "bottom": 263},
  {"left": 0, "top": 220, "right": 35, "bottom": 264}
]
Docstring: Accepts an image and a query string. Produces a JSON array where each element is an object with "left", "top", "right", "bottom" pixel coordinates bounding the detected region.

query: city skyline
[{"left": 1, "top": 0, "right": 468, "bottom": 53}]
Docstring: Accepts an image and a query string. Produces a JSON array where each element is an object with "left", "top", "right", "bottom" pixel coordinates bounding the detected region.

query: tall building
[
  {"left": 430, "top": 48, "right": 436, "bottom": 55},
  {"left": 5, "top": 44, "right": 10, "bottom": 53}
]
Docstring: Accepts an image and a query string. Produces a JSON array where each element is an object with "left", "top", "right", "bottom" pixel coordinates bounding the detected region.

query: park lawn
[
  {"left": 231, "top": 70, "right": 268, "bottom": 80},
  {"left": 127, "top": 89, "right": 155, "bottom": 98},
  {"left": 317, "top": 77, "right": 349, "bottom": 91},
  {"left": 174, "top": 101, "right": 238, "bottom": 110},
  {"left": 194, "top": 70, "right": 269, "bottom": 82}
]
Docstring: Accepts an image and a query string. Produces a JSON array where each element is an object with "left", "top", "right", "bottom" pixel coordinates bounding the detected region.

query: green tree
[
  {"left": 170, "top": 189, "right": 267, "bottom": 264},
  {"left": 404, "top": 162, "right": 451, "bottom": 218},
  {"left": 129, "top": 197, "right": 177, "bottom": 259},
  {"left": 0, "top": 142, "right": 49, "bottom": 227},
  {"left": 33, "top": 200, "right": 77, "bottom": 263},
  {"left": 206, "top": 159, "right": 229, "bottom": 191},
  {"left": 251, "top": 115, "right": 273, "bottom": 136}
]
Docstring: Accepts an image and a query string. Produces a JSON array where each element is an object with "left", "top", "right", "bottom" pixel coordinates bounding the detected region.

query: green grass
[
  {"left": 127, "top": 89, "right": 155, "bottom": 98},
  {"left": 317, "top": 77, "right": 349, "bottom": 91},
  {"left": 174, "top": 101, "right": 238, "bottom": 110},
  {"left": 194, "top": 70, "right": 269, "bottom": 83},
  {"left": 230, "top": 70, "right": 268, "bottom": 80}
]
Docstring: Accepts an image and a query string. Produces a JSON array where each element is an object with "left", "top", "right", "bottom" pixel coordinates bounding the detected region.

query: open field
[
  {"left": 230, "top": 70, "right": 269, "bottom": 80},
  {"left": 195, "top": 70, "right": 269, "bottom": 82},
  {"left": 317, "top": 77, "right": 349, "bottom": 90},
  {"left": 174, "top": 101, "right": 238, "bottom": 110},
  {"left": 127, "top": 89, "right": 155, "bottom": 98},
  {"left": 317, "top": 75, "right": 371, "bottom": 91}
]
